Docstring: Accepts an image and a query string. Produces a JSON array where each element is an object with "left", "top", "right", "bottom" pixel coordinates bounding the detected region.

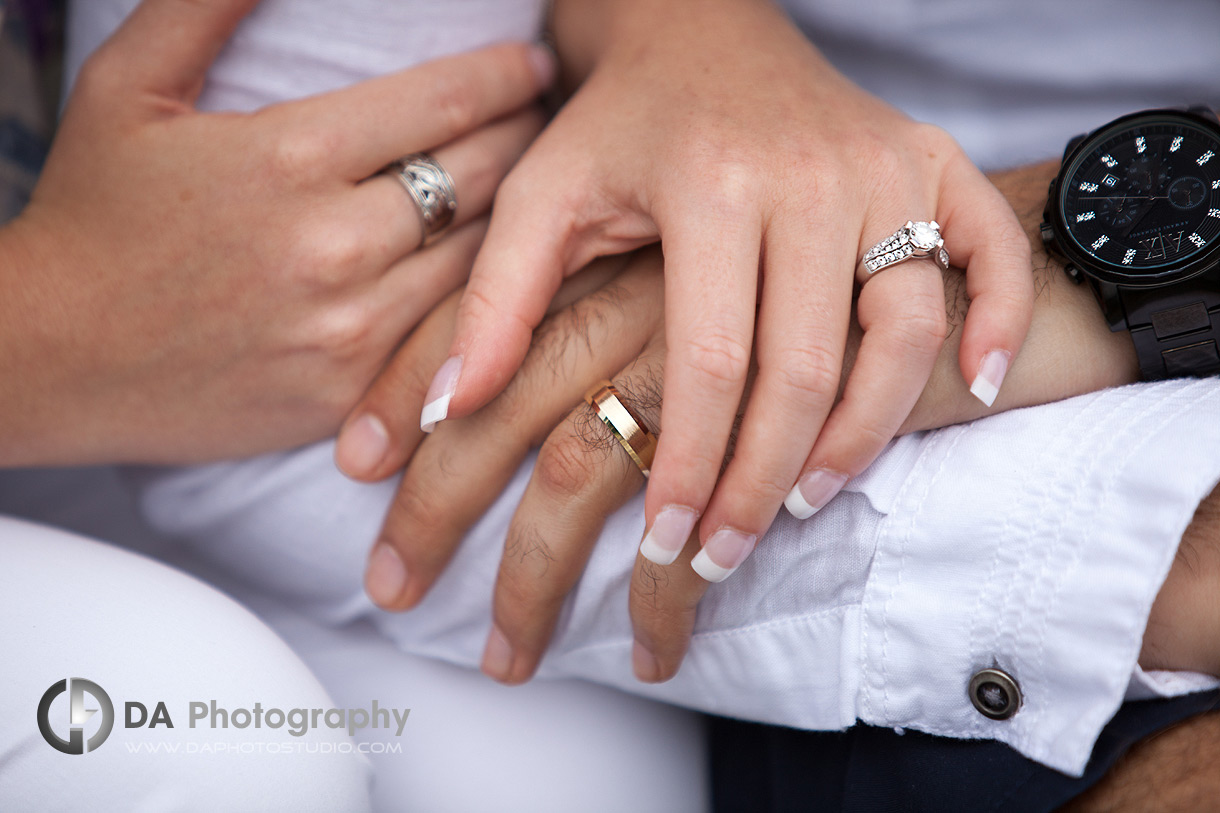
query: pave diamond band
[
  {"left": 861, "top": 220, "right": 950, "bottom": 280},
  {"left": 390, "top": 153, "right": 458, "bottom": 248}
]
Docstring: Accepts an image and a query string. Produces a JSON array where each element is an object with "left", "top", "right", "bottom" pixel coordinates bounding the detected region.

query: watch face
[{"left": 1056, "top": 112, "right": 1220, "bottom": 285}]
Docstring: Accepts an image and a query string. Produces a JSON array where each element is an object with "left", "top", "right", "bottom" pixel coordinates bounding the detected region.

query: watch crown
[{"left": 1039, "top": 221, "right": 1055, "bottom": 248}]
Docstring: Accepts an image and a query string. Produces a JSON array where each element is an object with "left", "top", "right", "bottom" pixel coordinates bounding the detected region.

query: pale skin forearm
[{"left": 549, "top": 0, "right": 796, "bottom": 88}]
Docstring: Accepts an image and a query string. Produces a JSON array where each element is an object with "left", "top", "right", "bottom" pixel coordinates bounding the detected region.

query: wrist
[
  {"left": 0, "top": 213, "right": 107, "bottom": 465},
  {"left": 900, "top": 161, "right": 1140, "bottom": 434},
  {"left": 549, "top": 0, "right": 797, "bottom": 88}
]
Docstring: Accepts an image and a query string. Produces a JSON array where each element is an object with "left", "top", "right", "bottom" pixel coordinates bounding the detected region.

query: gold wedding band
[{"left": 584, "top": 381, "right": 658, "bottom": 477}]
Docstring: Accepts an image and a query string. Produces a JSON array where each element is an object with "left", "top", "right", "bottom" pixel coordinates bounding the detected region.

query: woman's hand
[
  {"left": 393, "top": 0, "right": 1033, "bottom": 584},
  {"left": 349, "top": 159, "right": 1140, "bottom": 684},
  {"left": 0, "top": 0, "right": 553, "bottom": 466}
]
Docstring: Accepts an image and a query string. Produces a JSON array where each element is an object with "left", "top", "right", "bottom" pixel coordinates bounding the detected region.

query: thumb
[{"left": 95, "top": 0, "right": 260, "bottom": 104}]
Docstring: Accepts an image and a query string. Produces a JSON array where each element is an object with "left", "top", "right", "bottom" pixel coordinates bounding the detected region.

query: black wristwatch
[{"left": 1041, "top": 107, "right": 1220, "bottom": 380}]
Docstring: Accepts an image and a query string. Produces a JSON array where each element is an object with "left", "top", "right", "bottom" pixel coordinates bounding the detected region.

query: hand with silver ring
[
  {"left": 2, "top": 0, "right": 555, "bottom": 466},
  {"left": 384, "top": 0, "right": 1035, "bottom": 589}
]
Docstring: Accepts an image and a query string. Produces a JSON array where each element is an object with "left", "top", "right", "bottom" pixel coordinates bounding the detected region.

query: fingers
[
  {"left": 937, "top": 153, "right": 1034, "bottom": 407},
  {"left": 287, "top": 43, "right": 556, "bottom": 181},
  {"left": 484, "top": 338, "right": 666, "bottom": 684},
  {"left": 415, "top": 160, "right": 578, "bottom": 434},
  {"left": 362, "top": 254, "right": 661, "bottom": 612},
  {"left": 784, "top": 261, "right": 946, "bottom": 519},
  {"left": 636, "top": 210, "right": 763, "bottom": 574},
  {"left": 336, "top": 253, "right": 631, "bottom": 483},
  {"left": 94, "top": 0, "right": 261, "bottom": 103},
  {"left": 344, "top": 108, "right": 545, "bottom": 271},
  {"left": 334, "top": 275, "right": 466, "bottom": 485},
  {"left": 687, "top": 212, "right": 854, "bottom": 577},
  {"left": 628, "top": 521, "right": 709, "bottom": 683}
]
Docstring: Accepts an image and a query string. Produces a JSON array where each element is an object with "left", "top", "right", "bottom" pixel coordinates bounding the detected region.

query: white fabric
[
  {"left": 64, "top": 0, "right": 1220, "bottom": 780},
  {"left": 781, "top": 0, "right": 1220, "bottom": 171},
  {"left": 0, "top": 486, "right": 710, "bottom": 813},
  {"left": 129, "top": 382, "right": 1220, "bottom": 777},
  {"left": 0, "top": 516, "right": 374, "bottom": 813}
]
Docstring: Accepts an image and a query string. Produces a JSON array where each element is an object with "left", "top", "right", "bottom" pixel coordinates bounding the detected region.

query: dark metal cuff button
[{"left": 969, "top": 668, "right": 1022, "bottom": 720}]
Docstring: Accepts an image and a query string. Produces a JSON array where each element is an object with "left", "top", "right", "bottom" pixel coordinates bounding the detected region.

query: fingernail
[
  {"left": 481, "top": 625, "right": 515, "bottom": 682},
  {"left": 421, "top": 356, "right": 462, "bottom": 433},
  {"left": 691, "top": 528, "right": 756, "bottom": 583},
  {"left": 632, "top": 640, "right": 661, "bottom": 683},
  {"left": 784, "top": 469, "right": 849, "bottom": 520},
  {"left": 639, "top": 505, "right": 699, "bottom": 566},
  {"left": 335, "top": 414, "right": 390, "bottom": 478},
  {"left": 365, "top": 543, "right": 407, "bottom": 607},
  {"left": 528, "top": 43, "right": 558, "bottom": 88},
  {"left": 970, "top": 350, "right": 1011, "bottom": 408}
]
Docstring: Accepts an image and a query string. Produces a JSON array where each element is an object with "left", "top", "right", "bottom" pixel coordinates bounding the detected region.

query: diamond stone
[{"left": 908, "top": 221, "right": 939, "bottom": 250}]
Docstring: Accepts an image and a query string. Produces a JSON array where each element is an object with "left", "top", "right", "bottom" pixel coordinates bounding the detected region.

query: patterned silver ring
[
  {"left": 390, "top": 153, "right": 457, "bottom": 248},
  {"left": 860, "top": 220, "right": 950, "bottom": 283}
]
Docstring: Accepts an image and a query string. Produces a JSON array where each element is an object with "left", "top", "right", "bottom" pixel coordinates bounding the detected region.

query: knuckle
[
  {"left": 990, "top": 219, "right": 1035, "bottom": 268},
  {"left": 844, "top": 420, "right": 895, "bottom": 458},
  {"left": 429, "top": 70, "right": 481, "bottom": 135},
  {"left": 303, "top": 228, "right": 369, "bottom": 285},
  {"left": 308, "top": 302, "right": 376, "bottom": 360},
  {"left": 770, "top": 345, "right": 841, "bottom": 403},
  {"left": 848, "top": 130, "right": 903, "bottom": 184},
  {"left": 535, "top": 433, "right": 598, "bottom": 496},
  {"left": 684, "top": 329, "right": 751, "bottom": 392},
  {"left": 690, "top": 159, "right": 759, "bottom": 215},
  {"left": 267, "top": 130, "right": 331, "bottom": 181},
  {"left": 910, "top": 121, "right": 960, "bottom": 157},
  {"left": 498, "top": 530, "right": 563, "bottom": 605},
  {"left": 889, "top": 295, "right": 949, "bottom": 354},
  {"left": 387, "top": 477, "right": 450, "bottom": 549}
]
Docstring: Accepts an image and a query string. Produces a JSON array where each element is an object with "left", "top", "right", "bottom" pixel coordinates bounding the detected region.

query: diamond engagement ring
[
  {"left": 860, "top": 220, "right": 950, "bottom": 281},
  {"left": 390, "top": 153, "right": 457, "bottom": 248}
]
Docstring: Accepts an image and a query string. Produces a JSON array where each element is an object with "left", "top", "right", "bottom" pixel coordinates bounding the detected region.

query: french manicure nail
[
  {"left": 691, "top": 528, "right": 756, "bottom": 583},
  {"left": 365, "top": 543, "right": 407, "bottom": 607},
  {"left": 421, "top": 356, "right": 462, "bottom": 433},
  {"left": 528, "top": 43, "right": 558, "bottom": 88},
  {"left": 632, "top": 640, "right": 661, "bottom": 683},
  {"left": 335, "top": 414, "right": 390, "bottom": 478},
  {"left": 970, "top": 350, "right": 1011, "bottom": 408},
  {"left": 639, "top": 505, "right": 699, "bottom": 566},
  {"left": 482, "top": 625, "right": 515, "bottom": 682},
  {"left": 784, "top": 469, "right": 849, "bottom": 520}
]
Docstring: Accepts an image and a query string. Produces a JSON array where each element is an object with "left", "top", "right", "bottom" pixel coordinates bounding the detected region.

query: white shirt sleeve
[
  {"left": 851, "top": 378, "right": 1220, "bottom": 775},
  {"left": 134, "top": 377, "right": 1220, "bottom": 778}
]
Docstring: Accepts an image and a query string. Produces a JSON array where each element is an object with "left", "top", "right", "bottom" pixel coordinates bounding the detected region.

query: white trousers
[{"left": 0, "top": 509, "right": 708, "bottom": 812}]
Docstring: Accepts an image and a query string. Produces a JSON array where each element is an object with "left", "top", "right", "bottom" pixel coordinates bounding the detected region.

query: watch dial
[{"left": 1059, "top": 116, "right": 1220, "bottom": 277}]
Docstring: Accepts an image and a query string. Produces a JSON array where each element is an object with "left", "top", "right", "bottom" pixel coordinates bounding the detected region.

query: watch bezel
[{"left": 1048, "top": 108, "right": 1220, "bottom": 289}]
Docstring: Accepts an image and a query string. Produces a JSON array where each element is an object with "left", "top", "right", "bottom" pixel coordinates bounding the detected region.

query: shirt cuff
[{"left": 854, "top": 378, "right": 1220, "bottom": 776}]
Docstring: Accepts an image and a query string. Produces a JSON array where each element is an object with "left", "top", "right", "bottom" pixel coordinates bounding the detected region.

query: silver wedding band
[
  {"left": 390, "top": 153, "right": 457, "bottom": 248},
  {"left": 860, "top": 220, "right": 950, "bottom": 283}
]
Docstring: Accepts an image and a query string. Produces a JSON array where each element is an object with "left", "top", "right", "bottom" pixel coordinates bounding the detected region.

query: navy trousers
[{"left": 709, "top": 690, "right": 1220, "bottom": 812}]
